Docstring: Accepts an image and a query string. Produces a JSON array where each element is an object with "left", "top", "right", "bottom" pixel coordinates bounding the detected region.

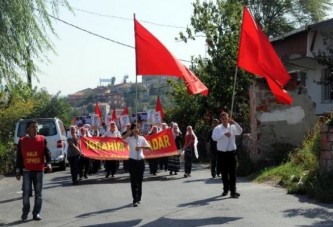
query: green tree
[
  {"left": 242, "top": 0, "right": 333, "bottom": 37},
  {"left": 0, "top": 0, "right": 71, "bottom": 88},
  {"left": 28, "top": 90, "right": 73, "bottom": 125}
]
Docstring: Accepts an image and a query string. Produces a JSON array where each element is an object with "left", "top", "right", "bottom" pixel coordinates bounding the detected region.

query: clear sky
[{"left": 35, "top": 0, "right": 207, "bottom": 96}]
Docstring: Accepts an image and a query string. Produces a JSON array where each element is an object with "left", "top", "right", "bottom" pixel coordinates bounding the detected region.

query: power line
[
  {"left": 47, "top": 13, "right": 134, "bottom": 49},
  {"left": 72, "top": 7, "right": 187, "bottom": 29}
]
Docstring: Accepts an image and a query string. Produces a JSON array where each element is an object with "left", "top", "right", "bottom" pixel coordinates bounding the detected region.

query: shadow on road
[{"left": 81, "top": 216, "right": 241, "bottom": 227}]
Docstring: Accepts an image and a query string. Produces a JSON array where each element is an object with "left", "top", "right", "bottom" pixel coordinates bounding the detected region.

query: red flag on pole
[
  {"left": 111, "top": 107, "right": 117, "bottom": 121},
  {"left": 121, "top": 106, "right": 129, "bottom": 115},
  {"left": 95, "top": 102, "right": 104, "bottom": 125},
  {"left": 134, "top": 18, "right": 208, "bottom": 96},
  {"left": 237, "top": 6, "right": 292, "bottom": 105},
  {"left": 155, "top": 96, "right": 165, "bottom": 119}
]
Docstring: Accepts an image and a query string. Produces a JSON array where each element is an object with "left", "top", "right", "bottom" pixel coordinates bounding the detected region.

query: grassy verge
[{"left": 255, "top": 123, "right": 333, "bottom": 203}]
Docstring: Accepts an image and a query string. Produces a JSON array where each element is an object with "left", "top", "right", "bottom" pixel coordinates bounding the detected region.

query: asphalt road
[{"left": 0, "top": 163, "right": 333, "bottom": 227}]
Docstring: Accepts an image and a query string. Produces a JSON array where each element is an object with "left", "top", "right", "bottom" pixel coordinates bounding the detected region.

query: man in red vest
[{"left": 16, "top": 120, "right": 52, "bottom": 221}]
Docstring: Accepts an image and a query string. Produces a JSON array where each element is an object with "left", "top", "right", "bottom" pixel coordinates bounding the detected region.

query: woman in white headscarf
[
  {"left": 183, "top": 126, "right": 198, "bottom": 178},
  {"left": 168, "top": 123, "right": 182, "bottom": 175}
]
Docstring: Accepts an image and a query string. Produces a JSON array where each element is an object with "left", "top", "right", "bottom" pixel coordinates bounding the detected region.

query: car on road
[{"left": 14, "top": 118, "right": 68, "bottom": 170}]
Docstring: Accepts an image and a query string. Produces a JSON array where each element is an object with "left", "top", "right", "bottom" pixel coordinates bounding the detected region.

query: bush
[{"left": 0, "top": 141, "right": 15, "bottom": 174}]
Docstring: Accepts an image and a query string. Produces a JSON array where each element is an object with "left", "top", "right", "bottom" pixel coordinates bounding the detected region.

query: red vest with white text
[{"left": 21, "top": 135, "right": 46, "bottom": 171}]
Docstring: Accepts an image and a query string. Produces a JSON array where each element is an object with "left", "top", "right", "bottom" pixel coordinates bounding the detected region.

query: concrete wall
[{"left": 249, "top": 80, "right": 318, "bottom": 163}]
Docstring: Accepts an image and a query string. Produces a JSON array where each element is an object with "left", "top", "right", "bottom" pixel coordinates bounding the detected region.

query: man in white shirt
[{"left": 212, "top": 112, "right": 242, "bottom": 198}]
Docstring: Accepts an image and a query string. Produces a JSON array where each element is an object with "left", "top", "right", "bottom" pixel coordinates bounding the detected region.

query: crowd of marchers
[{"left": 15, "top": 111, "right": 242, "bottom": 221}]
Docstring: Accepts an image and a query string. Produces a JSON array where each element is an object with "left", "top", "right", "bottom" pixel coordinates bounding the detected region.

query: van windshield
[{"left": 17, "top": 121, "right": 57, "bottom": 137}]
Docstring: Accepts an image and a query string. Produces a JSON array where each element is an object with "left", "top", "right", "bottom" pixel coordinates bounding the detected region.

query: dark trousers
[
  {"left": 105, "top": 160, "right": 118, "bottom": 176},
  {"left": 129, "top": 159, "right": 145, "bottom": 203},
  {"left": 159, "top": 157, "right": 168, "bottom": 171},
  {"left": 79, "top": 157, "right": 90, "bottom": 178},
  {"left": 148, "top": 159, "right": 158, "bottom": 174},
  {"left": 211, "top": 151, "right": 221, "bottom": 177},
  {"left": 217, "top": 151, "right": 237, "bottom": 193},
  {"left": 123, "top": 160, "right": 129, "bottom": 172},
  {"left": 68, "top": 155, "right": 80, "bottom": 182},
  {"left": 184, "top": 150, "right": 193, "bottom": 174}
]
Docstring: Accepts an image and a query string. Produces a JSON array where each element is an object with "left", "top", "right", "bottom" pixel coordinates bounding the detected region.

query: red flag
[
  {"left": 121, "top": 106, "right": 129, "bottom": 115},
  {"left": 134, "top": 18, "right": 208, "bottom": 96},
  {"left": 95, "top": 102, "right": 104, "bottom": 125},
  {"left": 237, "top": 6, "right": 292, "bottom": 105},
  {"left": 155, "top": 96, "right": 165, "bottom": 119},
  {"left": 111, "top": 108, "right": 117, "bottom": 121}
]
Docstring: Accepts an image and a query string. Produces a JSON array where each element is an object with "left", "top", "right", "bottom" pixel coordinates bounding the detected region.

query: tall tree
[
  {"left": 241, "top": 0, "right": 333, "bottom": 37},
  {"left": 0, "top": 0, "right": 71, "bottom": 89}
]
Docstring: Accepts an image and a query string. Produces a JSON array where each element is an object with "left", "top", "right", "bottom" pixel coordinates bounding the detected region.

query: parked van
[{"left": 14, "top": 118, "right": 68, "bottom": 170}]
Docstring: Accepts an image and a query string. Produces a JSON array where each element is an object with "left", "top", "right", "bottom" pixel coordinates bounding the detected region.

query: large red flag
[
  {"left": 121, "top": 106, "right": 129, "bottom": 115},
  {"left": 237, "top": 6, "right": 292, "bottom": 105},
  {"left": 155, "top": 96, "right": 165, "bottom": 119},
  {"left": 134, "top": 18, "right": 208, "bottom": 96},
  {"left": 95, "top": 102, "right": 104, "bottom": 125}
]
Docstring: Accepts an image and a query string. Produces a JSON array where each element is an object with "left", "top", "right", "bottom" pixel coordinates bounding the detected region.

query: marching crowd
[{"left": 15, "top": 111, "right": 242, "bottom": 220}]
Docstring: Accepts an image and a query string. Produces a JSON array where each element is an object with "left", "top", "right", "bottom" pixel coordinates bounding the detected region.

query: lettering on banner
[
  {"left": 148, "top": 135, "right": 171, "bottom": 150},
  {"left": 86, "top": 140, "right": 125, "bottom": 152}
]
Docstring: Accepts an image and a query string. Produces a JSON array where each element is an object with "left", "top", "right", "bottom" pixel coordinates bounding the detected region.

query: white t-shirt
[
  {"left": 212, "top": 122, "right": 242, "bottom": 152},
  {"left": 125, "top": 136, "right": 150, "bottom": 160}
]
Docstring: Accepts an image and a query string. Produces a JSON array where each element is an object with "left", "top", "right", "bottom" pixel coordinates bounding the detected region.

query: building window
[{"left": 322, "top": 68, "right": 333, "bottom": 102}]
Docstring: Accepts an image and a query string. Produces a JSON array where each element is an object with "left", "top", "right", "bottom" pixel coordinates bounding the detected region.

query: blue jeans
[{"left": 22, "top": 171, "right": 43, "bottom": 216}]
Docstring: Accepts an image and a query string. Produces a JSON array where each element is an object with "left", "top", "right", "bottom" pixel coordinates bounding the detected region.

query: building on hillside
[
  {"left": 68, "top": 88, "right": 93, "bottom": 106},
  {"left": 247, "top": 18, "right": 333, "bottom": 165}
]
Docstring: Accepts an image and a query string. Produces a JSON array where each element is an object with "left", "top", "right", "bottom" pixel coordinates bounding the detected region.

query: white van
[{"left": 14, "top": 118, "right": 68, "bottom": 170}]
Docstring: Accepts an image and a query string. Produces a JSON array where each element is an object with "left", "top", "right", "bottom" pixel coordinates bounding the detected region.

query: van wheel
[{"left": 59, "top": 159, "right": 67, "bottom": 171}]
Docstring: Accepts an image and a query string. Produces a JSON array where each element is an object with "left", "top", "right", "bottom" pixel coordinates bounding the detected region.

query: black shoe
[
  {"left": 21, "top": 213, "right": 28, "bottom": 221},
  {"left": 84, "top": 175, "right": 88, "bottom": 179},
  {"left": 33, "top": 214, "right": 42, "bottom": 221},
  {"left": 212, "top": 175, "right": 216, "bottom": 178},
  {"left": 72, "top": 180, "right": 79, "bottom": 185},
  {"left": 184, "top": 174, "right": 188, "bottom": 178},
  {"left": 221, "top": 191, "right": 228, "bottom": 196},
  {"left": 169, "top": 171, "right": 172, "bottom": 175},
  {"left": 133, "top": 202, "right": 138, "bottom": 207},
  {"left": 230, "top": 192, "right": 240, "bottom": 198},
  {"left": 105, "top": 174, "right": 110, "bottom": 178}
]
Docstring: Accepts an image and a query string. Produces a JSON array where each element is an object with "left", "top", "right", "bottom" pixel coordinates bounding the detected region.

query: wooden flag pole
[
  {"left": 134, "top": 14, "right": 138, "bottom": 125},
  {"left": 230, "top": 66, "right": 238, "bottom": 119}
]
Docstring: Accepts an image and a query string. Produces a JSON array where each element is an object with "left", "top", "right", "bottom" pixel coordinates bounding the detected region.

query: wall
[{"left": 249, "top": 80, "right": 318, "bottom": 163}]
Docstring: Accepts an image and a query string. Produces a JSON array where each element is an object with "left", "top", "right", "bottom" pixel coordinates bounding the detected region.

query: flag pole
[
  {"left": 134, "top": 14, "right": 138, "bottom": 125},
  {"left": 230, "top": 66, "right": 238, "bottom": 118}
]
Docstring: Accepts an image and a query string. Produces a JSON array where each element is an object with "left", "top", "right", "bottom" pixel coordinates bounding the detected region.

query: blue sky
[{"left": 35, "top": 0, "right": 207, "bottom": 95}]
